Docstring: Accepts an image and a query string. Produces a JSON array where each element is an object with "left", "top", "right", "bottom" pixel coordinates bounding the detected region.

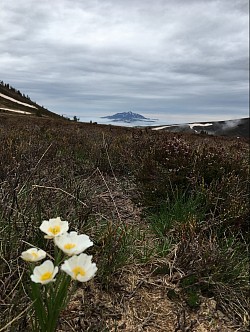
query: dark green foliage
[
  {"left": 180, "top": 275, "right": 200, "bottom": 309},
  {"left": 73, "top": 115, "right": 79, "bottom": 122}
]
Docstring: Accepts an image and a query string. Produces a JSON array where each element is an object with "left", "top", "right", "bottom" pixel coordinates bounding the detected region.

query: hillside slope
[
  {"left": 152, "top": 118, "right": 249, "bottom": 138},
  {"left": 0, "top": 81, "right": 62, "bottom": 119}
]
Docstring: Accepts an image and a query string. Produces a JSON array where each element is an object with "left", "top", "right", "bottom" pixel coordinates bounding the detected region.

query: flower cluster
[{"left": 21, "top": 217, "right": 97, "bottom": 284}]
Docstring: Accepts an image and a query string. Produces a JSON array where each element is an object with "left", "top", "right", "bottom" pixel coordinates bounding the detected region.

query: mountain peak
[{"left": 101, "top": 111, "right": 157, "bottom": 123}]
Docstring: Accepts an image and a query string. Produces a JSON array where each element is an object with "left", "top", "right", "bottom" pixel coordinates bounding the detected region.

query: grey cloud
[{"left": 0, "top": 0, "right": 248, "bottom": 123}]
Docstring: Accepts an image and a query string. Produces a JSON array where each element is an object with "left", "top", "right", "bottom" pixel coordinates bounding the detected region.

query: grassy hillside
[
  {"left": 0, "top": 82, "right": 64, "bottom": 119},
  {"left": 0, "top": 115, "right": 249, "bottom": 331}
]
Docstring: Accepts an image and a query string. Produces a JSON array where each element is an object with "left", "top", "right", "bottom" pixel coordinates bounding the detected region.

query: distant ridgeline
[
  {"left": 0, "top": 80, "right": 63, "bottom": 119},
  {"left": 151, "top": 118, "right": 250, "bottom": 138}
]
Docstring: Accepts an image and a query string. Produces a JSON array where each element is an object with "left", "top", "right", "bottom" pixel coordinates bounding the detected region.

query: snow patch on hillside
[
  {"left": 152, "top": 125, "right": 172, "bottom": 131},
  {"left": 188, "top": 123, "right": 213, "bottom": 129},
  {"left": 0, "top": 93, "right": 37, "bottom": 109},
  {"left": 152, "top": 123, "right": 213, "bottom": 131},
  {"left": 0, "top": 107, "right": 32, "bottom": 114}
]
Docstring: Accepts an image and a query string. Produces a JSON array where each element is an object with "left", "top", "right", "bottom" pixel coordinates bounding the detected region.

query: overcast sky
[{"left": 0, "top": 0, "right": 249, "bottom": 124}]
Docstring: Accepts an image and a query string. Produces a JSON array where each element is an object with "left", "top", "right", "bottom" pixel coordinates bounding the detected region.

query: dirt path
[{"left": 58, "top": 265, "right": 240, "bottom": 332}]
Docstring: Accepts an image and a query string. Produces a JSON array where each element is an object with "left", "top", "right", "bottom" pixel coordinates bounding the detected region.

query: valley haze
[{"left": 0, "top": 84, "right": 248, "bottom": 138}]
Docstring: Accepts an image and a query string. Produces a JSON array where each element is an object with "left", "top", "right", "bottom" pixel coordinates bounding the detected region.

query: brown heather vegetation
[{"left": 0, "top": 113, "right": 249, "bottom": 331}]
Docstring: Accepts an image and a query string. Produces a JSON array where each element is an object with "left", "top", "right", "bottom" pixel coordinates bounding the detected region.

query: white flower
[
  {"left": 21, "top": 248, "right": 46, "bottom": 262},
  {"left": 31, "top": 260, "right": 58, "bottom": 284},
  {"left": 39, "top": 217, "right": 69, "bottom": 239},
  {"left": 54, "top": 231, "right": 93, "bottom": 256},
  {"left": 61, "top": 253, "right": 97, "bottom": 282}
]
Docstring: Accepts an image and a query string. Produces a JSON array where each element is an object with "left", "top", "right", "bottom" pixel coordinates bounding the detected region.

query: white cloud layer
[{"left": 0, "top": 0, "right": 248, "bottom": 123}]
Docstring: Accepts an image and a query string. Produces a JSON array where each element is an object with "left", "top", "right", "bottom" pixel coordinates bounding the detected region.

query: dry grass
[
  {"left": 57, "top": 264, "right": 244, "bottom": 332},
  {"left": 0, "top": 114, "right": 249, "bottom": 331}
]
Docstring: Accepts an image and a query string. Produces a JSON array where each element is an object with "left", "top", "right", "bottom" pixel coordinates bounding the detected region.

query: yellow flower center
[
  {"left": 40, "top": 271, "right": 53, "bottom": 281},
  {"left": 72, "top": 266, "right": 86, "bottom": 278},
  {"left": 64, "top": 243, "right": 76, "bottom": 250},
  {"left": 48, "top": 225, "right": 61, "bottom": 235},
  {"left": 31, "top": 252, "right": 38, "bottom": 259}
]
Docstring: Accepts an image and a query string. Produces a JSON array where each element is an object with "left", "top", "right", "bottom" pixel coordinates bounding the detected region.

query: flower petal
[
  {"left": 21, "top": 248, "right": 46, "bottom": 262},
  {"left": 39, "top": 217, "right": 69, "bottom": 238},
  {"left": 61, "top": 253, "right": 97, "bottom": 282},
  {"left": 30, "top": 260, "right": 58, "bottom": 284},
  {"left": 55, "top": 231, "right": 93, "bottom": 255}
]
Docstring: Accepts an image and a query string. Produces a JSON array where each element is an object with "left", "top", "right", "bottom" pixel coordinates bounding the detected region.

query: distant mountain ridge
[
  {"left": 102, "top": 111, "right": 157, "bottom": 123},
  {"left": 152, "top": 118, "right": 249, "bottom": 138}
]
